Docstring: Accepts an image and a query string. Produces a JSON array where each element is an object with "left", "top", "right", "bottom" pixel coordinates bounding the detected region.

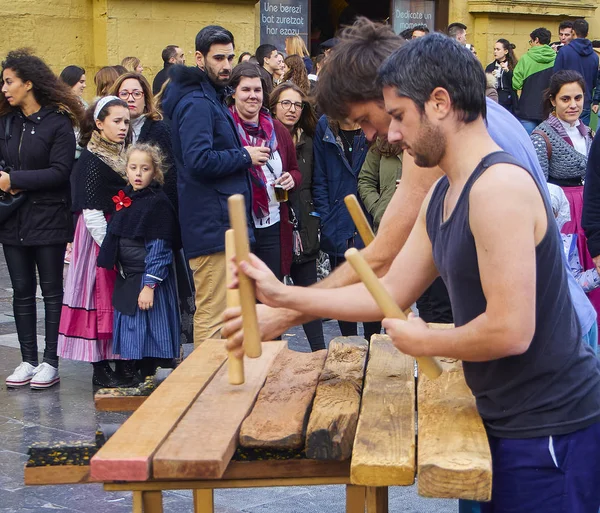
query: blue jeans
[
  {"left": 581, "top": 107, "right": 591, "bottom": 126},
  {"left": 518, "top": 119, "right": 539, "bottom": 135}
]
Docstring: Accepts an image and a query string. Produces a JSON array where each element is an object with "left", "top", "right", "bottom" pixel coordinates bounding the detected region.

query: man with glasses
[
  {"left": 161, "top": 25, "right": 269, "bottom": 345},
  {"left": 512, "top": 27, "right": 556, "bottom": 134}
]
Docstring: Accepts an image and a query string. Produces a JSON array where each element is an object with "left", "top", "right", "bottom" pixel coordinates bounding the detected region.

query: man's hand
[
  {"left": 245, "top": 146, "right": 270, "bottom": 166},
  {"left": 138, "top": 286, "right": 155, "bottom": 310},
  {"left": 592, "top": 105, "right": 599, "bottom": 115},
  {"left": 382, "top": 313, "right": 431, "bottom": 357},
  {"left": 229, "top": 253, "right": 287, "bottom": 307},
  {"left": 223, "top": 303, "right": 294, "bottom": 355}
]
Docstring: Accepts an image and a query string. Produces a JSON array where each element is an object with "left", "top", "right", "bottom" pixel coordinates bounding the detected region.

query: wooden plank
[
  {"left": 223, "top": 459, "right": 350, "bottom": 480},
  {"left": 351, "top": 335, "right": 415, "bottom": 486},
  {"left": 153, "top": 341, "right": 287, "bottom": 480},
  {"left": 417, "top": 360, "right": 492, "bottom": 501},
  {"left": 305, "top": 337, "right": 368, "bottom": 460},
  {"left": 94, "top": 394, "right": 147, "bottom": 412},
  {"left": 24, "top": 465, "right": 95, "bottom": 486},
  {"left": 239, "top": 348, "right": 327, "bottom": 449},
  {"left": 366, "top": 487, "right": 388, "bottom": 513},
  {"left": 90, "top": 340, "right": 228, "bottom": 482},
  {"left": 346, "top": 485, "right": 366, "bottom": 513}
]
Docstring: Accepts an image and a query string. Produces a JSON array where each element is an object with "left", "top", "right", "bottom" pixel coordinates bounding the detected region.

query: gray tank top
[{"left": 426, "top": 151, "right": 600, "bottom": 438}]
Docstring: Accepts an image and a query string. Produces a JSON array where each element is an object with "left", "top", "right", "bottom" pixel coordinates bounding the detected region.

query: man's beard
[
  {"left": 411, "top": 118, "right": 446, "bottom": 168},
  {"left": 206, "top": 66, "right": 230, "bottom": 87}
]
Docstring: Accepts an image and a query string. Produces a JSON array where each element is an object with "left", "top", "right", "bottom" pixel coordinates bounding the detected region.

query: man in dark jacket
[
  {"left": 554, "top": 19, "right": 599, "bottom": 125},
  {"left": 161, "top": 25, "right": 270, "bottom": 344},
  {"left": 152, "top": 45, "right": 185, "bottom": 95}
]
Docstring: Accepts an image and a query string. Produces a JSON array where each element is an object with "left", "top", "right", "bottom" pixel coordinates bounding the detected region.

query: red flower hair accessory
[{"left": 112, "top": 190, "right": 132, "bottom": 211}]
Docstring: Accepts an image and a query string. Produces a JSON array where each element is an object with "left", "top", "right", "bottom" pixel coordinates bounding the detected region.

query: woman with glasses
[
  {"left": 228, "top": 63, "right": 301, "bottom": 281},
  {"left": 269, "top": 83, "right": 324, "bottom": 351},
  {"left": 110, "top": 73, "right": 194, "bottom": 349}
]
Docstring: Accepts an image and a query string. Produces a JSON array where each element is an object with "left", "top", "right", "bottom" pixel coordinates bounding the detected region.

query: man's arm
[
  {"left": 511, "top": 59, "right": 525, "bottom": 92},
  {"left": 236, "top": 187, "right": 439, "bottom": 324},
  {"left": 178, "top": 100, "right": 251, "bottom": 180},
  {"left": 222, "top": 154, "right": 443, "bottom": 344},
  {"left": 384, "top": 164, "right": 541, "bottom": 361}
]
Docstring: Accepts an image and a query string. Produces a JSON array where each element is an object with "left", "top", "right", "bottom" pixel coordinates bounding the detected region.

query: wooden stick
[
  {"left": 227, "top": 195, "right": 262, "bottom": 359},
  {"left": 225, "top": 229, "right": 245, "bottom": 384},
  {"left": 344, "top": 248, "right": 443, "bottom": 380},
  {"left": 345, "top": 195, "right": 375, "bottom": 246}
]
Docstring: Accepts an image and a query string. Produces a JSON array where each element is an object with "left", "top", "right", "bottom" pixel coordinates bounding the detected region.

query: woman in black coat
[
  {"left": 0, "top": 49, "right": 83, "bottom": 389},
  {"left": 111, "top": 72, "right": 193, "bottom": 345}
]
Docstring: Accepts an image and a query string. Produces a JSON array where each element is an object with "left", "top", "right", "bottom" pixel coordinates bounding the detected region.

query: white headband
[{"left": 94, "top": 95, "right": 120, "bottom": 121}]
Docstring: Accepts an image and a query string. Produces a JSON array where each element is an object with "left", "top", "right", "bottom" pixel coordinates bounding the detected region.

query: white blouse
[{"left": 559, "top": 118, "right": 587, "bottom": 156}]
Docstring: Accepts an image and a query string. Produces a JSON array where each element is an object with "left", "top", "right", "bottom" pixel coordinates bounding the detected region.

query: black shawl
[{"left": 97, "top": 183, "right": 179, "bottom": 269}]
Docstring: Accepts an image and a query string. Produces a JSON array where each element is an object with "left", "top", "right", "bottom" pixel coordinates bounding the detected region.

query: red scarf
[{"left": 230, "top": 106, "right": 278, "bottom": 219}]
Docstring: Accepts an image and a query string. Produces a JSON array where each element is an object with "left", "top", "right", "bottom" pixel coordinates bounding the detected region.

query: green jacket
[
  {"left": 357, "top": 147, "right": 402, "bottom": 233},
  {"left": 512, "top": 45, "right": 556, "bottom": 91}
]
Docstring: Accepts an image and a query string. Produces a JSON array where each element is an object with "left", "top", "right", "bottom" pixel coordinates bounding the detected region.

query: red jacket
[{"left": 273, "top": 119, "right": 302, "bottom": 276}]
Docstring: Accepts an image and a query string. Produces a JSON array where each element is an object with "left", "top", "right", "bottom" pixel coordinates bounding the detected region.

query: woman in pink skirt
[
  {"left": 531, "top": 70, "right": 597, "bottom": 317},
  {"left": 58, "top": 96, "right": 131, "bottom": 387}
]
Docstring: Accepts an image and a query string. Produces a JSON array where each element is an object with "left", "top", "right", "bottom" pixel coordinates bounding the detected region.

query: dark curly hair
[
  {"left": 79, "top": 97, "right": 129, "bottom": 147},
  {"left": 0, "top": 48, "right": 83, "bottom": 126},
  {"left": 283, "top": 55, "right": 310, "bottom": 95}
]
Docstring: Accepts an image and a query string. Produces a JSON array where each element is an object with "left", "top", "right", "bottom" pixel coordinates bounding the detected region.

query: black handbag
[{"left": 0, "top": 115, "right": 26, "bottom": 224}]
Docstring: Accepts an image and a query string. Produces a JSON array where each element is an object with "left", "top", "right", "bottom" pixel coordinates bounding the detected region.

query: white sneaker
[
  {"left": 6, "top": 362, "right": 38, "bottom": 387},
  {"left": 30, "top": 363, "right": 60, "bottom": 389}
]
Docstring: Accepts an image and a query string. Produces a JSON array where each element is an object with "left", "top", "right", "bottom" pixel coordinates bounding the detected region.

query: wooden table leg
[
  {"left": 194, "top": 489, "right": 215, "bottom": 513},
  {"left": 366, "top": 487, "right": 388, "bottom": 513},
  {"left": 346, "top": 485, "right": 366, "bottom": 513},
  {"left": 142, "top": 491, "right": 163, "bottom": 513},
  {"left": 133, "top": 491, "right": 143, "bottom": 513}
]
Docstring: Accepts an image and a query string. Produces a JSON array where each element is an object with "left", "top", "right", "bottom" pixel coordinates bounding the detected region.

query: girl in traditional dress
[
  {"left": 58, "top": 96, "right": 130, "bottom": 387},
  {"left": 98, "top": 143, "right": 180, "bottom": 379}
]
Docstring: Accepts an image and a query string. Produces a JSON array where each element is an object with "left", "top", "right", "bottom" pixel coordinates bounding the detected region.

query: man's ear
[
  {"left": 428, "top": 87, "right": 452, "bottom": 119},
  {"left": 195, "top": 51, "right": 205, "bottom": 70}
]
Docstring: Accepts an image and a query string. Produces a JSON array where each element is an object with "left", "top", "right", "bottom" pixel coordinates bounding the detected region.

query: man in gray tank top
[{"left": 231, "top": 33, "right": 600, "bottom": 512}]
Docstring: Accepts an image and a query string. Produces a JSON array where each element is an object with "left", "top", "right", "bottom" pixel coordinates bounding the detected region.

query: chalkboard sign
[
  {"left": 393, "top": 0, "right": 435, "bottom": 35},
  {"left": 260, "top": 0, "right": 309, "bottom": 51}
]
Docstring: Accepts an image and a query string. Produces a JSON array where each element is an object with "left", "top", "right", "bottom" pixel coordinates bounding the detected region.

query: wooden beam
[
  {"left": 239, "top": 348, "right": 327, "bottom": 449},
  {"left": 24, "top": 465, "right": 95, "bottom": 486},
  {"left": 417, "top": 360, "right": 492, "bottom": 501},
  {"left": 346, "top": 485, "right": 366, "bottom": 513},
  {"left": 90, "top": 340, "right": 228, "bottom": 482},
  {"left": 351, "top": 335, "right": 415, "bottom": 486},
  {"left": 305, "top": 337, "right": 368, "bottom": 460},
  {"left": 223, "top": 459, "right": 350, "bottom": 480},
  {"left": 366, "top": 487, "right": 388, "bottom": 513},
  {"left": 193, "top": 489, "right": 214, "bottom": 513},
  {"left": 153, "top": 341, "right": 287, "bottom": 480},
  {"left": 94, "top": 394, "right": 147, "bottom": 412}
]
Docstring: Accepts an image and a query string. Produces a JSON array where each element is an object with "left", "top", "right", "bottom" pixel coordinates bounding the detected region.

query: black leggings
[
  {"left": 3, "top": 243, "right": 66, "bottom": 367},
  {"left": 289, "top": 259, "right": 326, "bottom": 351},
  {"left": 328, "top": 254, "right": 381, "bottom": 341},
  {"left": 253, "top": 222, "right": 282, "bottom": 281}
]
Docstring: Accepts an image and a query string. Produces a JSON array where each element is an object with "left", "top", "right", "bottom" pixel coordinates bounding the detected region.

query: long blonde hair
[
  {"left": 121, "top": 56, "right": 141, "bottom": 73},
  {"left": 285, "top": 36, "right": 309, "bottom": 58}
]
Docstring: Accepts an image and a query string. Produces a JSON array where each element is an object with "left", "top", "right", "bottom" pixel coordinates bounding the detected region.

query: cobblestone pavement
[{"left": 0, "top": 253, "right": 458, "bottom": 513}]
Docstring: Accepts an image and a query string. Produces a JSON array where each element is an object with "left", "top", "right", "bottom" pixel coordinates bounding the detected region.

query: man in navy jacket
[
  {"left": 162, "top": 25, "right": 270, "bottom": 344},
  {"left": 554, "top": 19, "right": 599, "bottom": 125}
]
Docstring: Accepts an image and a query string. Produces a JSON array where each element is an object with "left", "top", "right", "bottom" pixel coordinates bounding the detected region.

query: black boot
[
  {"left": 92, "top": 361, "right": 122, "bottom": 388},
  {"left": 113, "top": 360, "right": 138, "bottom": 386}
]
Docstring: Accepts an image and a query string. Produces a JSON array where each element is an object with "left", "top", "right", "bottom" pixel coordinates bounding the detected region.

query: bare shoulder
[{"left": 470, "top": 162, "right": 541, "bottom": 203}]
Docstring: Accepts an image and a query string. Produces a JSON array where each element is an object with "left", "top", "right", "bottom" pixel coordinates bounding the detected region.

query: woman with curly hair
[
  {"left": 0, "top": 48, "right": 83, "bottom": 389},
  {"left": 283, "top": 55, "right": 311, "bottom": 95}
]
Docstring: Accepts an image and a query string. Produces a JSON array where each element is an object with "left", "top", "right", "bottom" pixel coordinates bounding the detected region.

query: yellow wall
[
  {"left": 0, "top": 0, "right": 256, "bottom": 102},
  {"left": 449, "top": 0, "right": 599, "bottom": 66}
]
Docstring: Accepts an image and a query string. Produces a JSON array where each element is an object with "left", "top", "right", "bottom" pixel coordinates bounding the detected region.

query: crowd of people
[{"left": 1, "top": 14, "right": 600, "bottom": 511}]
